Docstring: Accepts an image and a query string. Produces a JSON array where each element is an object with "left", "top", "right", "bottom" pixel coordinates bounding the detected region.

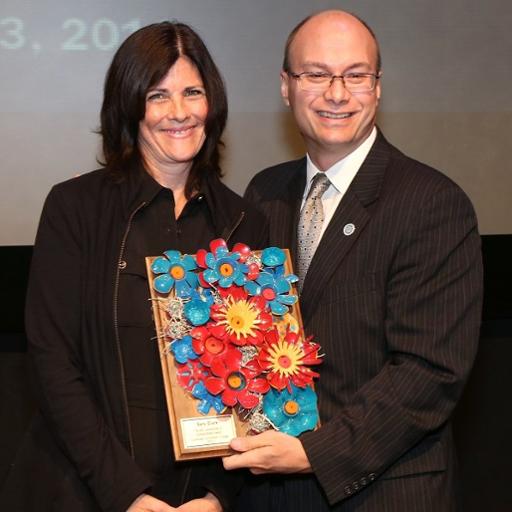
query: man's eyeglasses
[{"left": 287, "top": 71, "right": 381, "bottom": 93}]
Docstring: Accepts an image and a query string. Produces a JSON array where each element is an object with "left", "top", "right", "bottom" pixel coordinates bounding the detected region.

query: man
[{"left": 223, "top": 9, "right": 483, "bottom": 512}]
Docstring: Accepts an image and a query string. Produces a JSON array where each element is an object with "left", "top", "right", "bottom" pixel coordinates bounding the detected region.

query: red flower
[
  {"left": 205, "top": 348, "right": 270, "bottom": 409},
  {"left": 258, "top": 328, "right": 322, "bottom": 391},
  {"left": 231, "top": 242, "right": 260, "bottom": 280},
  {"left": 217, "top": 284, "right": 249, "bottom": 301},
  {"left": 176, "top": 360, "right": 209, "bottom": 391},
  {"left": 209, "top": 292, "right": 272, "bottom": 346},
  {"left": 191, "top": 325, "right": 229, "bottom": 366}
]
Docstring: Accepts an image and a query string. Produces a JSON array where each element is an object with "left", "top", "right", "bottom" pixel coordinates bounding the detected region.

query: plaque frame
[{"left": 146, "top": 249, "right": 306, "bottom": 461}]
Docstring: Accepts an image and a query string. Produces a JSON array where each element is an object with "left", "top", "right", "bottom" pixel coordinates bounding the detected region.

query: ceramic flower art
[
  {"left": 205, "top": 348, "right": 269, "bottom": 409},
  {"left": 151, "top": 250, "right": 198, "bottom": 297},
  {"left": 245, "top": 264, "right": 298, "bottom": 316},
  {"left": 262, "top": 384, "right": 318, "bottom": 436},
  {"left": 150, "top": 239, "right": 322, "bottom": 437}
]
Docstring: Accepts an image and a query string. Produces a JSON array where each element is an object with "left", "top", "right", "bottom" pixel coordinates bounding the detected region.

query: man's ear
[
  {"left": 280, "top": 71, "right": 290, "bottom": 107},
  {"left": 375, "top": 71, "right": 382, "bottom": 103}
]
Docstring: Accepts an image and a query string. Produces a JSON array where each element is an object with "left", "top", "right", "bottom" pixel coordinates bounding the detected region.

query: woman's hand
[
  {"left": 127, "top": 493, "right": 178, "bottom": 512},
  {"left": 177, "top": 492, "right": 222, "bottom": 512}
]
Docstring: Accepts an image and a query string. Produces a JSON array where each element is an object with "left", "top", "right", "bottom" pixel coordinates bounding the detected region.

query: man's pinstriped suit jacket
[{"left": 239, "top": 131, "right": 483, "bottom": 511}]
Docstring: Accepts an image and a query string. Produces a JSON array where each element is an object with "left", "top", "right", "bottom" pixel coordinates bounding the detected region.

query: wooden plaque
[{"left": 146, "top": 250, "right": 305, "bottom": 461}]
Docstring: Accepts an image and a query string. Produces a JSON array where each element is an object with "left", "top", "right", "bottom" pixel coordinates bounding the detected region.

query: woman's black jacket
[{"left": 3, "top": 167, "right": 268, "bottom": 512}]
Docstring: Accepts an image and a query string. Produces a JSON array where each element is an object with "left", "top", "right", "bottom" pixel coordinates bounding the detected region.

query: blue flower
[
  {"left": 202, "top": 247, "right": 249, "bottom": 288},
  {"left": 261, "top": 247, "right": 286, "bottom": 267},
  {"left": 184, "top": 289, "right": 214, "bottom": 326},
  {"left": 151, "top": 250, "right": 198, "bottom": 298},
  {"left": 170, "top": 335, "right": 198, "bottom": 364},
  {"left": 262, "top": 384, "right": 318, "bottom": 437},
  {"left": 245, "top": 265, "right": 298, "bottom": 315},
  {"left": 192, "top": 381, "right": 226, "bottom": 415}
]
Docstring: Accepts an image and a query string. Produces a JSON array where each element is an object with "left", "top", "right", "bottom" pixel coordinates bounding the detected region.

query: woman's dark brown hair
[{"left": 99, "top": 21, "right": 227, "bottom": 196}]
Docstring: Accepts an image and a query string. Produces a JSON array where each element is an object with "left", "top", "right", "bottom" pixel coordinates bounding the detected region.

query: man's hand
[
  {"left": 127, "top": 493, "right": 177, "bottom": 511},
  {"left": 222, "top": 430, "right": 312, "bottom": 474},
  {"left": 177, "top": 492, "right": 222, "bottom": 512}
]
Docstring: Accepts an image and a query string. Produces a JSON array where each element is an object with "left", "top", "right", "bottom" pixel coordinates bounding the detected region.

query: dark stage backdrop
[
  {"left": 1, "top": 0, "right": 511, "bottom": 244},
  {"left": 1, "top": 237, "right": 511, "bottom": 511}
]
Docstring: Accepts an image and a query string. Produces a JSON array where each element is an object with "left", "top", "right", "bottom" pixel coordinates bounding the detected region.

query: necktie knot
[{"left": 307, "top": 173, "right": 331, "bottom": 201}]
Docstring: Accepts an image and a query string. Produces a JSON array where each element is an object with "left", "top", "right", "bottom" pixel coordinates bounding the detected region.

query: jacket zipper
[
  {"left": 223, "top": 210, "right": 245, "bottom": 243},
  {"left": 113, "top": 200, "right": 147, "bottom": 458},
  {"left": 180, "top": 464, "right": 193, "bottom": 504},
  {"left": 113, "top": 205, "right": 245, "bottom": 482}
]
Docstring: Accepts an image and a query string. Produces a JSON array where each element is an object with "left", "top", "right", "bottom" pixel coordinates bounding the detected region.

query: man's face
[{"left": 281, "top": 12, "right": 381, "bottom": 169}]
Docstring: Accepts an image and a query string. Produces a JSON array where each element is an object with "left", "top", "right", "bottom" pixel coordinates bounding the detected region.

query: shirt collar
[
  {"left": 135, "top": 165, "right": 210, "bottom": 209},
  {"left": 305, "top": 126, "right": 377, "bottom": 193},
  {"left": 137, "top": 165, "right": 165, "bottom": 205}
]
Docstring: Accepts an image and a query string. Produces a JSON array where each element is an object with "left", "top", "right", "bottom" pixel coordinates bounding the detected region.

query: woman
[{"left": 3, "top": 22, "right": 267, "bottom": 512}]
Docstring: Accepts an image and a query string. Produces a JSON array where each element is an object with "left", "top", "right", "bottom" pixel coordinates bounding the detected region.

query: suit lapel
[
  {"left": 269, "top": 159, "right": 306, "bottom": 270},
  {"left": 300, "top": 132, "right": 391, "bottom": 324}
]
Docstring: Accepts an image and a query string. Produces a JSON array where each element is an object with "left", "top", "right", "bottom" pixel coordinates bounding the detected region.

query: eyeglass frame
[{"left": 286, "top": 70, "right": 381, "bottom": 93}]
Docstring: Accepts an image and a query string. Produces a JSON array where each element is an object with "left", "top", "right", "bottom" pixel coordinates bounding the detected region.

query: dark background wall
[
  {"left": 452, "top": 235, "right": 512, "bottom": 511},
  {"left": 1, "top": 235, "right": 511, "bottom": 510}
]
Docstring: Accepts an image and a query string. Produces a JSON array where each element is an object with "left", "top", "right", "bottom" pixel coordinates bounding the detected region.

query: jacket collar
[
  {"left": 298, "top": 130, "right": 391, "bottom": 323},
  {"left": 201, "top": 173, "right": 246, "bottom": 241},
  {"left": 265, "top": 157, "right": 307, "bottom": 269},
  {"left": 117, "top": 161, "right": 244, "bottom": 241}
]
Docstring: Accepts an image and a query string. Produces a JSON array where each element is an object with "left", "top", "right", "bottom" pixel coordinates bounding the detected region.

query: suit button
[
  {"left": 368, "top": 473, "right": 376, "bottom": 482},
  {"left": 344, "top": 485, "right": 353, "bottom": 496},
  {"left": 360, "top": 477, "right": 368, "bottom": 486},
  {"left": 118, "top": 260, "right": 127, "bottom": 270},
  {"left": 353, "top": 481, "right": 360, "bottom": 491}
]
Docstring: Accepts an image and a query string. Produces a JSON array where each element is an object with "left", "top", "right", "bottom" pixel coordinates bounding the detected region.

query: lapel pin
[{"left": 343, "top": 223, "right": 356, "bottom": 236}]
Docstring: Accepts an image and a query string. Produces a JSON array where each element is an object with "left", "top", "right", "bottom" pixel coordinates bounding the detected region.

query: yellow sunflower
[
  {"left": 210, "top": 296, "right": 271, "bottom": 345},
  {"left": 259, "top": 328, "right": 320, "bottom": 390},
  {"left": 265, "top": 338, "right": 304, "bottom": 378}
]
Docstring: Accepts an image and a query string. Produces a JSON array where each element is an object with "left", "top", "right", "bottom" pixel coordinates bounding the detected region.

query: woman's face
[{"left": 138, "top": 56, "right": 208, "bottom": 173}]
